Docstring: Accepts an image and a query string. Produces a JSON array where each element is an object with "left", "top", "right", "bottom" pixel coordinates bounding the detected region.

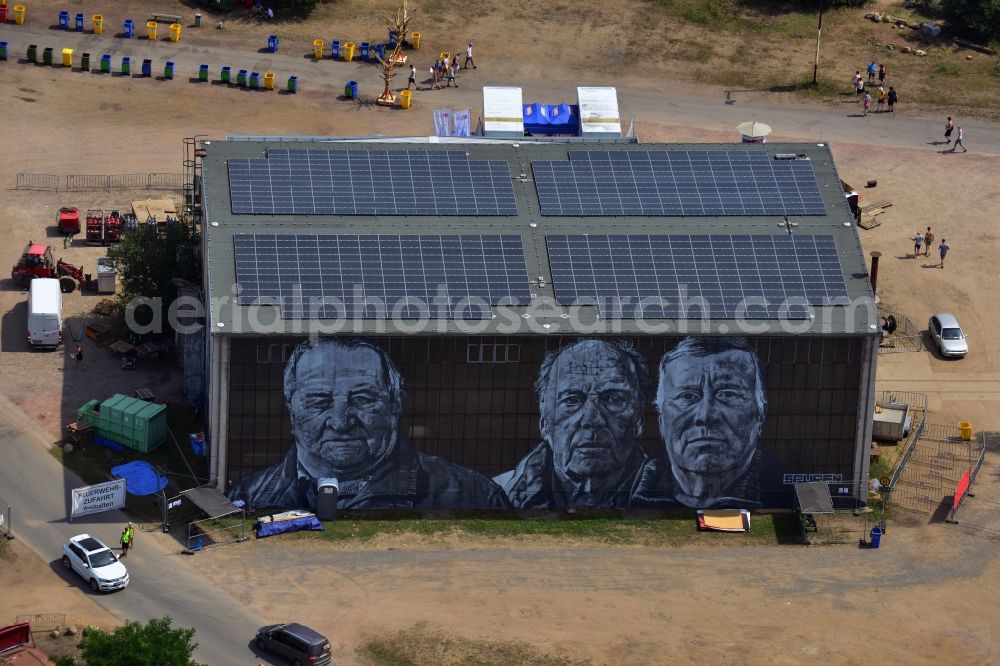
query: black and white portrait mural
[
  {"left": 225, "top": 335, "right": 864, "bottom": 511},
  {"left": 493, "top": 340, "right": 659, "bottom": 509},
  {"left": 227, "top": 338, "right": 510, "bottom": 510}
]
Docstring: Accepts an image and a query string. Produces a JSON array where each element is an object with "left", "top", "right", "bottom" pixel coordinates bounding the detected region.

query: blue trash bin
[
  {"left": 331, "top": 40, "right": 340, "bottom": 59},
  {"left": 0, "top": 42, "right": 8, "bottom": 62},
  {"left": 59, "top": 10, "right": 70, "bottom": 30},
  {"left": 75, "top": 12, "right": 85, "bottom": 31},
  {"left": 388, "top": 29, "right": 397, "bottom": 48},
  {"left": 345, "top": 80, "right": 358, "bottom": 98},
  {"left": 141, "top": 58, "right": 151, "bottom": 77},
  {"left": 374, "top": 43, "right": 386, "bottom": 61},
  {"left": 123, "top": 18, "right": 134, "bottom": 38},
  {"left": 360, "top": 42, "right": 370, "bottom": 60},
  {"left": 267, "top": 34, "right": 279, "bottom": 53},
  {"left": 870, "top": 526, "right": 883, "bottom": 549}
]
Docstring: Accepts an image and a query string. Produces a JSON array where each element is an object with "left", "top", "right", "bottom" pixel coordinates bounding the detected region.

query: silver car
[
  {"left": 928, "top": 314, "right": 968, "bottom": 358},
  {"left": 62, "top": 534, "right": 130, "bottom": 592}
]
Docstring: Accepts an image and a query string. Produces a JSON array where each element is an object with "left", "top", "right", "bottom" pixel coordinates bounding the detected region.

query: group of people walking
[
  {"left": 407, "top": 42, "right": 477, "bottom": 91},
  {"left": 944, "top": 116, "right": 967, "bottom": 152},
  {"left": 911, "top": 226, "right": 950, "bottom": 268},
  {"left": 854, "top": 64, "right": 896, "bottom": 116}
]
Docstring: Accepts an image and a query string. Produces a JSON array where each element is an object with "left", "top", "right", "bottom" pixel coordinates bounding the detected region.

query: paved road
[
  {"left": 3, "top": 22, "right": 1000, "bottom": 154},
  {"left": 0, "top": 396, "right": 265, "bottom": 666}
]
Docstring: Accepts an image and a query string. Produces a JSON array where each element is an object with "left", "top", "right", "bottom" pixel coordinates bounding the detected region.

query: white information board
[
  {"left": 70, "top": 479, "right": 126, "bottom": 519},
  {"left": 482, "top": 86, "right": 524, "bottom": 137},
  {"left": 577, "top": 86, "right": 621, "bottom": 136}
]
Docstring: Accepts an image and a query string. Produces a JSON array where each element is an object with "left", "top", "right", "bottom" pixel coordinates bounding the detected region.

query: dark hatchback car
[{"left": 255, "top": 623, "right": 332, "bottom": 665}]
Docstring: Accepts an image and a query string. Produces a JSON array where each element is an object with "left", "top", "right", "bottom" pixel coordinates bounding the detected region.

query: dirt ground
[{"left": 2, "top": 0, "right": 1000, "bottom": 664}]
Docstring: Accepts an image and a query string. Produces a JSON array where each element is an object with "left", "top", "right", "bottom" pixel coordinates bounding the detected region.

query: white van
[{"left": 28, "top": 278, "right": 63, "bottom": 349}]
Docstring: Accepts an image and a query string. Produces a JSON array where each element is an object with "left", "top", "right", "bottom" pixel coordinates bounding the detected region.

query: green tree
[
  {"left": 58, "top": 616, "right": 205, "bottom": 666},
  {"left": 107, "top": 223, "right": 201, "bottom": 332},
  {"left": 940, "top": 0, "right": 1000, "bottom": 42}
]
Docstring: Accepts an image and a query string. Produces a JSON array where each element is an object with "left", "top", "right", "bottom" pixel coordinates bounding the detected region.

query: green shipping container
[{"left": 77, "top": 394, "right": 168, "bottom": 453}]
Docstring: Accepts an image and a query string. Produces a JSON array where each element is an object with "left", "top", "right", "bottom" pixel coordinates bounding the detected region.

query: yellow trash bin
[
  {"left": 312, "top": 38, "right": 324, "bottom": 59},
  {"left": 400, "top": 89, "right": 412, "bottom": 109},
  {"left": 410, "top": 31, "right": 420, "bottom": 49},
  {"left": 343, "top": 41, "right": 356, "bottom": 61},
  {"left": 92, "top": 15, "right": 103, "bottom": 34},
  {"left": 959, "top": 421, "right": 974, "bottom": 440},
  {"left": 62, "top": 48, "right": 73, "bottom": 67},
  {"left": 169, "top": 23, "right": 181, "bottom": 42},
  {"left": 13, "top": 4, "right": 25, "bottom": 24},
  {"left": 263, "top": 71, "right": 275, "bottom": 90},
  {"left": 146, "top": 20, "right": 157, "bottom": 41}
]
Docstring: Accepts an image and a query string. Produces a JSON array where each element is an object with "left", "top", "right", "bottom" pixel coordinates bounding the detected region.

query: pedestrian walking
[
  {"left": 877, "top": 86, "right": 887, "bottom": 112},
  {"left": 407, "top": 64, "right": 416, "bottom": 90},
  {"left": 863, "top": 92, "right": 872, "bottom": 116},
  {"left": 912, "top": 231, "right": 923, "bottom": 258},
  {"left": 854, "top": 71, "right": 864, "bottom": 100},
  {"left": 867, "top": 61, "right": 877, "bottom": 82},
  {"left": 451, "top": 53, "right": 460, "bottom": 72},
  {"left": 953, "top": 126, "right": 966, "bottom": 152},
  {"left": 878, "top": 63, "right": 887, "bottom": 84},
  {"left": 944, "top": 116, "right": 953, "bottom": 142},
  {"left": 120, "top": 522, "right": 135, "bottom": 557},
  {"left": 429, "top": 65, "right": 441, "bottom": 89},
  {"left": 447, "top": 63, "right": 458, "bottom": 87},
  {"left": 464, "top": 42, "right": 477, "bottom": 69},
  {"left": 923, "top": 227, "right": 935, "bottom": 257},
  {"left": 74, "top": 344, "right": 83, "bottom": 369},
  {"left": 887, "top": 86, "right": 897, "bottom": 112},
  {"left": 938, "top": 239, "right": 949, "bottom": 268}
]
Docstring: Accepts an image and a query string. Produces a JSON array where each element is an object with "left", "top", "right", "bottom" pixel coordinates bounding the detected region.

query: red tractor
[
  {"left": 58, "top": 207, "right": 81, "bottom": 235},
  {"left": 11, "top": 241, "right": 93, "bottom": 292},
  {"left": 104, "top": 210, "right": 122, "bottom": 244},
  {"left": 86, "top": 209, "right": 104, "bottom": 246}
]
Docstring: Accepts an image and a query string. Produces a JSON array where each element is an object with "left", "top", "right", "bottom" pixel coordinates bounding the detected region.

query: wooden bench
[{"left": 149, "top": 13, "right": 181, "bottom": 24}]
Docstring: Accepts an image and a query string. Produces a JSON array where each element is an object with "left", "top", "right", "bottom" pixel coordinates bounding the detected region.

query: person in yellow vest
[{"left": 120, "top": 522, "right": 135, "bottom": 557}]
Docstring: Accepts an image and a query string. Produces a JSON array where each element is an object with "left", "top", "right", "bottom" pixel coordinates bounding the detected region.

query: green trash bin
[
  {"left": 121, "top": 56, "right": 130, "bottom": 75},
  {"left": 221, "top": 65, "right": 231, "bottom": 83},
  {"left": 236, "top": 68, "right": 247, "bottom": 86},
  {"left": 27, "top": 44, "right": 37, "bottom": 63},
  {"left": 80, "top": 52, "right": 90, "bottom": 71},
  {"left": 100, "top": 54, "right": 111, "bottom": 73},
  {"left": 288, "top": 75, "right": 298, "bottom": 93},
  {"left": 42, "top": 47, "right": 53, "bottom": 66},
  {"left": 198, "top": 64, "right": 208, "bottom": 81},
  {"left": 0, "top": 42, "right": 8, "bottom": 61}
]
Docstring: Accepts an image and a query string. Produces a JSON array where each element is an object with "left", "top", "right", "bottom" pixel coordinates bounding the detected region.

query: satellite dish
[{"left": 881, "top": 315, "right": 897, "bottom": 335}]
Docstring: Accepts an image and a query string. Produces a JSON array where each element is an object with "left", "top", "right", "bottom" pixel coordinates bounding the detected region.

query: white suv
[{"left": 62, "top": 534, "right": 129, "bottom": 592}]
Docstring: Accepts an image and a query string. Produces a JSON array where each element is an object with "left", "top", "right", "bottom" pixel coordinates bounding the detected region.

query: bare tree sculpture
[
  {"left": 383, "top": 0, "right": 415, "bottom": 66},
  {"left": 374, "top": 51, "right": 398, "bottom": 105}
]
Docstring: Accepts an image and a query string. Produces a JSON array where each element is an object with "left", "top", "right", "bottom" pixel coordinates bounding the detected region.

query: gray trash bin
[{"left": 316, "top": 478, "right": 339, "bottom": 520}]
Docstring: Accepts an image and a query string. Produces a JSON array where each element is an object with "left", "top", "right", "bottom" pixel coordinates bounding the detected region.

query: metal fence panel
[
  {"left": 15, "top": 173, "right": 59, "bottom": 191},
  {"left": 147, "top": 172, "right": 185, "bottom": 191},
  {"left": 65, "top": 174, "right": 110, "bottom": 191},
  {"left": 107, "top": 173, "right": 147, "bottom": 191},
  {"left": 0, "top": 495, "right": 10, "bottom": 542}
]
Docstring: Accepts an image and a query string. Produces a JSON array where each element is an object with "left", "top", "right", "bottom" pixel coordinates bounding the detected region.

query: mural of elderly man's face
[
  {"left": 541, "top": 342, "right": 644, "bottom": 481},
  {"left": 657, "top": 348, "right": 763, "bottom": 478},
  {"left": 288, "top": 344, "right": 399, "bottom": 479}
]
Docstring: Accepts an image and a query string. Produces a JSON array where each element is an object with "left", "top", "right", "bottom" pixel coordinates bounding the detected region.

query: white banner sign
[
  {"left": 433, "top": 108, "right": 453, "bottom": 137},
  {"left": 71, "top": 479, "right": 126, "bottom": 519},
  {"left": 453, "top": 109, "right": 472, "bottom": 137}
]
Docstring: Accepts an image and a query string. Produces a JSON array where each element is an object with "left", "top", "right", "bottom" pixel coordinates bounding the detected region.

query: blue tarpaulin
[
  {"left": 110, "top": 461, "right": 168, "bottom": 496},
  {"left": 256, "top": 513, "right": 324, "bottom": 538}
]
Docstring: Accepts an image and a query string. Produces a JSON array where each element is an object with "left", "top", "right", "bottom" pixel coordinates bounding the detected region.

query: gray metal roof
[{"left": 201, "top": 137, "right": 877, "bottom": 337}]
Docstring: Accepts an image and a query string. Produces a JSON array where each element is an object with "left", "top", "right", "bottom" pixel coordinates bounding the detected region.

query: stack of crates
[{"left": 77, "top": 394, "right": 168, "bottom": 453}]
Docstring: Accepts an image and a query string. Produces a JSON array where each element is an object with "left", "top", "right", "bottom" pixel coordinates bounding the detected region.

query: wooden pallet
[
  {"left": 859, "top": 209, "right": 884, "bottom": 229},
  {"left": 859, "top": 199, "right": 893, "bottom": 213}
]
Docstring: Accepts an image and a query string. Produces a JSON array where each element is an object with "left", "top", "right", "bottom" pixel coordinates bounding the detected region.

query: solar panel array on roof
[
  {"left": 532, "top": 150, "right": 826, "bottom": 216},
  {"left": 228, "top": 149, "right": 518, "bottom": 216},
  {"left": 234, "top": 234, "right": 531, "bottom": 320},
  {"left": 545, "top": 234, "right": 848, "bottom": 319}
]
